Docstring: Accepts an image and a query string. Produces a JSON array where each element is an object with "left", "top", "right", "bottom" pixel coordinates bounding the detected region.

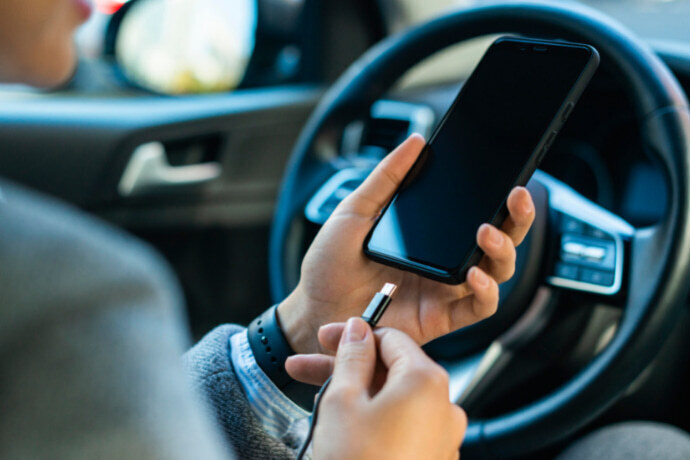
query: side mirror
[{"left": 113, "top": 0, "right": 257, "bottom": 94}]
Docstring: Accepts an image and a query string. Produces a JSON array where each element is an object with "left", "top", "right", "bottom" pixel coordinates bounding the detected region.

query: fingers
[
  {"left": 501, "top": 187, "right": 535, "bottom": 246},
  {"left": 451, "top": 405, "right": 469, "bottom": 437},
  {"left": 285, "top": 354, "right": 335, "bottom": 386},
  {"left": 284, "top": 320, "right": 354, "bottom": 385},
  {"left": 337, "top": 134, "right": 426, "bottom": 218},
  {"left": 476, "top": 223, "right": 516, "bottom": 284},
  {"left": 462, "top": 266, "right": 500, "bottom": 320},
  {"left": 374, "top": 327, "right": 444, "bottom": 387},
  {"left": 318, "top": 322, "right": 346, "bottom": 352},
  {"left": 450, "top": 405, "right": 468, "bottom": 456},
  {"left": 474, "top": 187, "right": 534, "bottom": 284},
  {"left": 329, "top": 318, "right": 377, "bottom": 397}
]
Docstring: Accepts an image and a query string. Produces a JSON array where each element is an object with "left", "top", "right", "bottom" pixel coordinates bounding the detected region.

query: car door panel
[{"left": 0, "top": 85, "right": 321, "bottom": 337}]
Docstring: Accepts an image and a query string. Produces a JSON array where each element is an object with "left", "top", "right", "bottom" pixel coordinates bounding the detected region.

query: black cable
[
  {"left": 295, "top": 283, "right": 398, "bottom": 459},
  {"left": 295, "top": 375, "right": 331, "bottom": 460}
]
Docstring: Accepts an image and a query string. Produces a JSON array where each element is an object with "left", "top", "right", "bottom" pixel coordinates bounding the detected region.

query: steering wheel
[{"left": 269, "top": 1, "right": 690, "bottom": 458}]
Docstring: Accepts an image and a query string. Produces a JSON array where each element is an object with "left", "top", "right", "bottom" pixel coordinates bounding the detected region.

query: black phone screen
[{"left": 366, "top": 38, "right": 594, "bottom": 273}]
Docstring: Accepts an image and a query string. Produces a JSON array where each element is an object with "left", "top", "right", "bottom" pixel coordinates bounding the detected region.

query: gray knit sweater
[
  {"left": 183, "top": 325, "right": 296, "bottom": 459},
  {"left": 0, "top": 179, "right": 293, "bottom": 459}
]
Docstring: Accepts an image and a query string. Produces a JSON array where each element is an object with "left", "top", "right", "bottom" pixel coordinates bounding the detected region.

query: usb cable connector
[
  {"left": 296, "top": 282, "right": 399, "bottom": 459},
  {"left": 361, "top": 282, "right": 398, "bottom": 326}
]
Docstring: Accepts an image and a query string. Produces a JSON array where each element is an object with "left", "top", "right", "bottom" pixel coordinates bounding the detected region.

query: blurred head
[{"left": 0, "top": 0, "right": 92, "bottom": 87}]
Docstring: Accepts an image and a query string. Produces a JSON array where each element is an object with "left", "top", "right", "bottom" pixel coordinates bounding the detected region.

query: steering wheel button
[
  {"left": 562, "top": 241, "right": 586, "bottom": 257},
  {"left": 560, "top": 234, "right": 616, "bottom": 270},
  {"left": 585, "top": 226, "right": 611, "bottom": 240},
  {"left": 579, "top": 268, "right": 614, "bottom": 286},
  {"left": 561, "top": 241, "right": 606, "bottom": 262},
  {"left": 554, "top": 262, "right": 579, "bottom": 280},
  {"left": 561, "top": 216, "right": 584, "bottom": 234},
  {"left": 582, "top": 246, "right": 606, "bottom": 261}
]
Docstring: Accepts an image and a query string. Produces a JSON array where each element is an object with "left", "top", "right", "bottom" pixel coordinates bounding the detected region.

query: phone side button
[
  {"left": 538, "top": 131, "right": 557, "bottom": 163},
  {"left": 544, "top": 131, "right": 557, "bottom": 147},
  {"left": 562, "top": 102, "right": 574, "bottom": 122}
]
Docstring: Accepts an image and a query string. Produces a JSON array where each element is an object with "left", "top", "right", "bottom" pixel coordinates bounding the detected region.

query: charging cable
[{"left": 295, "top": 283, "right": 398, "bottom": 459}]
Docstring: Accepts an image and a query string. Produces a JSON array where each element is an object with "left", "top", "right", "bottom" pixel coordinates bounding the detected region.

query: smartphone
[{"left": 363, "top": 36, "right": 599, "bottom": 284}]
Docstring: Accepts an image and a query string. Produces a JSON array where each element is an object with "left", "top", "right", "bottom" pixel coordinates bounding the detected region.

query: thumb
[
  {"left": 337, "top": 133, "right": 426, "bottom": 218},
  {"left": 330, "top": 317, "right": 376, "bottom": 395}
]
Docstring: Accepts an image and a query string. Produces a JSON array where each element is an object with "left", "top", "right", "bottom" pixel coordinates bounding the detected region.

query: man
[
  {"left": 0, "top": 2, "right": 531, "bottom": 459},
  {"left": 1, "top": 1, "right": 688, "bottom": 459}
]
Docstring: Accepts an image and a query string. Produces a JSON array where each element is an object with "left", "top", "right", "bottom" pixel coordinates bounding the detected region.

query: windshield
[{"left": 390, "top": 0, "right": 690, "bottom": 43}]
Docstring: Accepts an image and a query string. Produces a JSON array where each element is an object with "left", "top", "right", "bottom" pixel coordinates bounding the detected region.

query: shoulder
[
  {"left": 0, "top": 178, "right": 184, "bottom": 343},
  {"left": 0, "top": 178, "right": 174, "bottom": 285}
]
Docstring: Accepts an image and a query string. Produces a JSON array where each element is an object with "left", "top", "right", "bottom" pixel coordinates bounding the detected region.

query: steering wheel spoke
[
  {"left": 534, "top": 171, "right": 634, "bottom": 297},
  {"left": 446, "top": 287, "right": 557, "bottom": 411},
  {"left": 304, "top": 166, "right": 372, "bottom": 225}
]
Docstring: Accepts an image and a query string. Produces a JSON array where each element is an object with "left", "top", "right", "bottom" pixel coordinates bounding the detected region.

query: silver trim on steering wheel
[
  {"left": 341, "top": 100, "right": 435, "bottom": 157},
  {"left": 534, "top": 170, "right": 634, "bottom": 296},
  {"left": 305, "top": 168, "right": 371, "bottom": 224}
]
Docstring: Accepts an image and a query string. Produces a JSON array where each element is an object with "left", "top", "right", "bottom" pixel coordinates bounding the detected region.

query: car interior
[{"left": 1, "top": 0, "right": 689, "bottom": 458}]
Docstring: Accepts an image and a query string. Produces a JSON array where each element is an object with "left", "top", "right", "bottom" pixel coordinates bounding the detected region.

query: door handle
[{"left": 118, "top": 141, "right": 221, "bottom": 196}]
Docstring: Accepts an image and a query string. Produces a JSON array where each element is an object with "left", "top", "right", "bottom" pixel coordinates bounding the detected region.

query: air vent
[
  {"left": 362, "top": 117, "right": 411, "bottom": 154},
  {"left": 343, "top": 100, "right": 435, "bottom": 158}
]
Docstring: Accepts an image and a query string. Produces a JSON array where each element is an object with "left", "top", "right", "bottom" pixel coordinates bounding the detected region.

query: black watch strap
[
  {"left": 247, "top": 305, "right": 321, "bottom": 410},
  {"left": 248, "top": 305, "right": 295, "bottom": 389}
]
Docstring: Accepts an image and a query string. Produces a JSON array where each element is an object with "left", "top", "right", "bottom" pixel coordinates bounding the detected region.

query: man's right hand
[
  {"left": 305, "top": 318, "right": 467, "bottom": 460},
  {"left": 276, "top": 135, "right": 534, "bottom": 357}
]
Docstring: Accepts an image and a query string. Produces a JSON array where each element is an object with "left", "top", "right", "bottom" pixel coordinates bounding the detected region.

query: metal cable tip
[{"left": 381, "top": 282, "right": 398, "bottom": 297}]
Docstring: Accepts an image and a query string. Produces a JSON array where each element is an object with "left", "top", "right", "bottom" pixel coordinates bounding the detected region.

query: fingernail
[
  {"left": 488, "top": 226, "right": 503, "bottom": 246},
  {"left": 343, "top": 317, "right": 367, "bottom": 343},
  {"left": 520, "top": 191, "right": 534, "bottom": 214},
  {"left": 472, "top": 267, "right": 489, "bottom": 288}
]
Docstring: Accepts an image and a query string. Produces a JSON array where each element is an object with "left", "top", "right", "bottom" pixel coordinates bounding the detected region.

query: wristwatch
[
  {"left": 247, "top": 305, "right": 295, "bottom": 389},
  {"left": 247, "top": 305, "right": 318, "bottom": 409}
]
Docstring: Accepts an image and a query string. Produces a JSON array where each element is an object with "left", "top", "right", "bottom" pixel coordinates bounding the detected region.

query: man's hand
[
  {"left": 278, "top": 134, "right": 535, "bottom": 354},
  {"left": 310, "top": 318, "right": 466, "bottom": 460}
]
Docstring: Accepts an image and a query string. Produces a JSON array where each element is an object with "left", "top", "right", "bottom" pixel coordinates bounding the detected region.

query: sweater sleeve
[
  {"left": 182, "top": 325, "right": 298, "bottom": 460},
  {"left": 0, "top": 179, "right": 233, "bottom": 460}
]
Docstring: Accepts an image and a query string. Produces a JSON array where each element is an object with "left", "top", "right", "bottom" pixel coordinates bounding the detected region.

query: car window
[
  {"left": 0, "top": 0, "right": 313, "bottom": 98},
  {"left": 386, "top": 0, "right": 690, "bottom": 90},
  {"left": 390, "top": 0, "right": 690, "bottom": 42}
]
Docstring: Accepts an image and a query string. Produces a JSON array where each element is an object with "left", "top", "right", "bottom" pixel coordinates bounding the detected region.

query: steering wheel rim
[{"left": 270, "top": 1, "right": 690, "bottom": 457}]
